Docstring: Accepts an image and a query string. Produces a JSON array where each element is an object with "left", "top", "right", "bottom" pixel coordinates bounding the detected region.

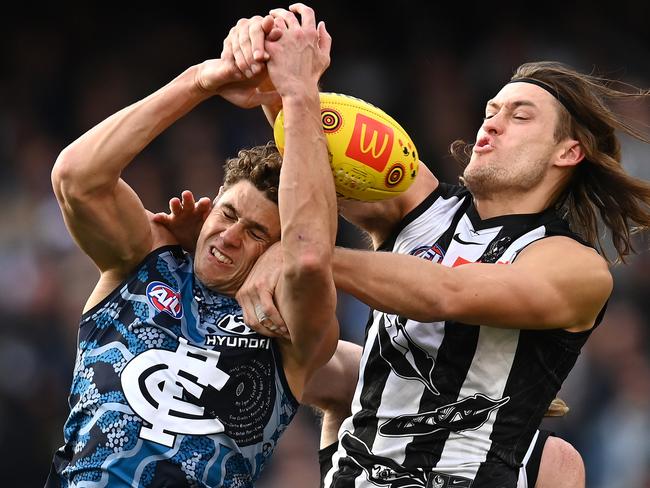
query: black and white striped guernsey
[{"left": 324, "top": 183, "right": 605, "bottom": 488}]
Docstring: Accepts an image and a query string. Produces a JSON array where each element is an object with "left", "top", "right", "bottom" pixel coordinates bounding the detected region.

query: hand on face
[{"left": 236, "top": 242, "right": 289, "bottom": 340}]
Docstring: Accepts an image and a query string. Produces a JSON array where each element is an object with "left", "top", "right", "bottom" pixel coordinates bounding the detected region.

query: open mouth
[{"left": 209, "top": 246, "right": 233, "bottom": 265}]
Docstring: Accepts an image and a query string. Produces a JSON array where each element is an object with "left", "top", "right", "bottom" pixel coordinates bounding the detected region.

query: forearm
[
  {"left": 53, "top": 65, "right": 211, "bottom": 196},
  {"left": 333, "top": 247, "right": 451, "bottom": 321},
  {"left": 280, "top": 89, "right": 337, "bottom": 266},
  {"left": 262, "top": 101, "right": 282, "bottom": 128},
  {"left": 278, "top": 88, "right": 338, "bottom": 361}
]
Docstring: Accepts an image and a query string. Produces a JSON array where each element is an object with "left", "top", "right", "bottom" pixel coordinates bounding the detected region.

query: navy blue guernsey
[{"left": 46, "top": 246, "right": 298, "bottom": 488}]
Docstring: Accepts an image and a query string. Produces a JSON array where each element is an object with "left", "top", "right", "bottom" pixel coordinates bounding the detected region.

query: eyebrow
[
  {"left": 486, "top": 99, "right": 539, "bottom": 111},
  {"left": 221, "top": 202, "right": 271, "bottom": 237}
]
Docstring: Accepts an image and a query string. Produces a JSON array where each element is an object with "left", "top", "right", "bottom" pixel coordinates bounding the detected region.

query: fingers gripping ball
[{"left": 273, "top": 93, "right": 419, "bottom": 201}]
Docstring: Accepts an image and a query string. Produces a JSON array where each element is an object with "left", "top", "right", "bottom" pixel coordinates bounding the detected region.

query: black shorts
[{"left": 319, "top": 429, "right": 554, "bottom": 488}]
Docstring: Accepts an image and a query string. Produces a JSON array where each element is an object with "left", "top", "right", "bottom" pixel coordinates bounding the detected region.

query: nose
[
  {"left": 221, "top": 222, "right": 244, "bottom": 248},
  {"left": 482, "top": 113, "right": 504, "bottom": 136}
]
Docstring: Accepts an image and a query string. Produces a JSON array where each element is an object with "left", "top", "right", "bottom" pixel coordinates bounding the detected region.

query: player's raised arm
[
  {"left": 51, "top": 67, "right": 207, "bottom": 278},
  {"left": 266, "top": 4, "right": 339, "bottom": 397},
  {"left": 51, "top": 56, "right": 278, "bottom": 282}
]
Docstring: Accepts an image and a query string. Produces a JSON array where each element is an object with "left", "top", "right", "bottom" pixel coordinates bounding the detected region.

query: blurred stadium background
[{"left": 1, "top": 1, "right": 649, "bottom": 486}]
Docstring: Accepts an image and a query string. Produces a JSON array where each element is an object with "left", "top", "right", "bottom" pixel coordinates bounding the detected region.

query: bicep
[
  {"left": 302, "top": 340, "right": 361, "bottom": 410},
  {"left": 444, "top": 239, "right": 612, "bottom": 330},
  {"left": 57, "top": 178, "right": 155, "bottom": 273},
  {"left": 338, "top": 163, "right": 439, "bottom": 247}
]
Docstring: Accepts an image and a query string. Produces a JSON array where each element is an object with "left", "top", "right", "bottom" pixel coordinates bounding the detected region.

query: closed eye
[
  {"left": 222, "top": 210, "right": 236, "bottom": 221},
  {"left": 248, "top": 229, "right": 266, "bottom": 242}
]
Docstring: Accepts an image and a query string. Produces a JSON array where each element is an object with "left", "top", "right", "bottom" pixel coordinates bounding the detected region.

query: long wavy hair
[{"left": 452, "top": 61, "right": 650, "bottom": 262}]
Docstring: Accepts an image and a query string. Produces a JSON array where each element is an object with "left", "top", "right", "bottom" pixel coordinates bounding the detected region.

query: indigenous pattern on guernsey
[
  {"left": 323, "top": 183, "right": 605, "bottom": 488},
  {"left": 46, "top": 246, "right": 298, "bottom": 488}
]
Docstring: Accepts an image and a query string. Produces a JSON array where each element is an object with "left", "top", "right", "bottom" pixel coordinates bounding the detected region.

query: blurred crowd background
[{"left": 2, "top": 1, "right": 649, "bottom": 486}]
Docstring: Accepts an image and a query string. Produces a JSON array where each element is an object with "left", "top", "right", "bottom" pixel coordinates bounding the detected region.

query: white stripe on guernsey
[
  {"left": 349, "top": 310, "right": 382, "bottom": 421},
  {"left": 78, "top": 402, "right": 135, "bottom": 435},
  {"left": 75, "top": 439, "right": 144, "bottom": 488},
  {"left": 372, "top": 368, "right": 426, "bottom": 464},
  {"left": 393, "top": 195, "right": 467, "bottom": 255},
  {"left": 372, "top": 315, "right": 446, "bottom": 464},
  {"left": 500, "top": 226, "right": 547, "bottom": 263},
  {"left": 434, "top": 224, "right": 548, "bottom": 477},
  {"left": 322, "top": 311, "right": 384, "bottom": 487},
  {"left": 517, "top": 430, "right": 540, "bottom": 488},
  {"left": 436, "top": 325, "right": 520, "bottom": 478},
  {"left": 85, "top": 341, "right": 134, "bottom": 361},
  {"left": 322, "top": 447, "right": 340, "bottom": 488}
]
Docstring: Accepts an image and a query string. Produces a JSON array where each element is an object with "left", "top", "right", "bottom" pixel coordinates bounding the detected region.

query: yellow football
[{"left": 273, "top": 92, "right": 419, "bottom": 201}]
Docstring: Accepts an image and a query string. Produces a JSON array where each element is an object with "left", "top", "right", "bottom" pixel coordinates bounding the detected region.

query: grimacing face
[
  {"left": 193, "top": 180, "right": 280, "bottom": 296},
  {"left": 463, "top": 82, "right": 564, "bottom": 198}
]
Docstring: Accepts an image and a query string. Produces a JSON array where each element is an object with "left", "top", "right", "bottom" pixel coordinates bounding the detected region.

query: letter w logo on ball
[{"left": 345, "top": 114, "right": 394, "bottom": 172}]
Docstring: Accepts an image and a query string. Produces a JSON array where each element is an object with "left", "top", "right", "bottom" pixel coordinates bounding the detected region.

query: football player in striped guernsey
[{"left": 218, "top": 8, "right": 650, "bottom": 488}]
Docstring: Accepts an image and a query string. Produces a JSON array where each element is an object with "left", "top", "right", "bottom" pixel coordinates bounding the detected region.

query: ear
[{"left": 554, "top": 139, "right": 585, "bottom": 168}]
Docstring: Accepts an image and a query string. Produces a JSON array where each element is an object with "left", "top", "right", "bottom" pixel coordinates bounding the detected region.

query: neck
[
  {"left": 471, "top": 173, "right": 567, "bottom": 220},
  {"left": 472, "top": 192, "right": 550, "bottom": 219}
]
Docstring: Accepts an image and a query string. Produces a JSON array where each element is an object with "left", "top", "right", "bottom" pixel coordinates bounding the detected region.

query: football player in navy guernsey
[
  {"left": 46, "top": 5, "right": 340, "bottom": 487},
  {"left": 214, "top": 9, "right": 650, "bottom": 488}
]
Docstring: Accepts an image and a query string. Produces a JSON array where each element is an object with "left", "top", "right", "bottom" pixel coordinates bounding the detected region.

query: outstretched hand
[
  {"left": 221, "top": 15, "right": 282, "bottom": 79},
  {"left": 152, "top": 190, "right": 211, "bottom": 253},
  {"left": 265, "top": 3, "right": 331, "bottom": 96},
  {"left": 221, "top": 4, "right": 331, "bottom": 100}
]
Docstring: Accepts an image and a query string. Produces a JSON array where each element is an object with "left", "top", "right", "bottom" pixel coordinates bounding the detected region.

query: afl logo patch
[
  {"left": 146, "top": 281, "right": 183, "bottom": 319},
  {"left": 411, "top": 243, "right": 445, "bottom": 264}
]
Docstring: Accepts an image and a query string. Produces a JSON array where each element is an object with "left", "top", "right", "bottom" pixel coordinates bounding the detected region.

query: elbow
[
  {"left": 51, "top": 147, "right": 104, "bottom": 205},
  {"left": 415, "top": 269, "right": 458, "bottom": 322},
  {"left": 283, "top": 246, "right": 332, "bottom": 284},
  {"left": 51, "top": 148, "right": 78, "bottom": 203}
]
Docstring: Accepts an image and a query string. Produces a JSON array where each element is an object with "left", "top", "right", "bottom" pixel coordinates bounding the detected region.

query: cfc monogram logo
[{"left": 121, "top": 338, "right": 230, "bottom": 447}]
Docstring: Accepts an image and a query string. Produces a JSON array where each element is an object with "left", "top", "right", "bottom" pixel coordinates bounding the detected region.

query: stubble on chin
[
  {"left": 462, "top": 164, "right": 506, "bottom": 199},
  {"left": 462, "top": 157, "right": 547, "bottom": 199}
]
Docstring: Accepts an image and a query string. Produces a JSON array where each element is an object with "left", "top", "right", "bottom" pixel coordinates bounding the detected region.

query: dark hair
[
  {"left": 223, "top": 142, "right": 282, "bottom": 204},
  {"left": 452, "top": 61, "right": 650, "bottom": 262}
]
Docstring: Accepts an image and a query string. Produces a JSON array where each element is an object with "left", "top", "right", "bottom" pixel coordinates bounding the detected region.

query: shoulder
[
  {"left": 85, "top": 244, "right": 187, "bottom": 314},
  {"left": 518, "top": 235, "right": 608, "bottom": 270},
  {"left": 516, "top": 236, "right": 611, "bottom": 285},
  {"left": 516, "top": 236, "right": 612, "bottom": 330}
]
